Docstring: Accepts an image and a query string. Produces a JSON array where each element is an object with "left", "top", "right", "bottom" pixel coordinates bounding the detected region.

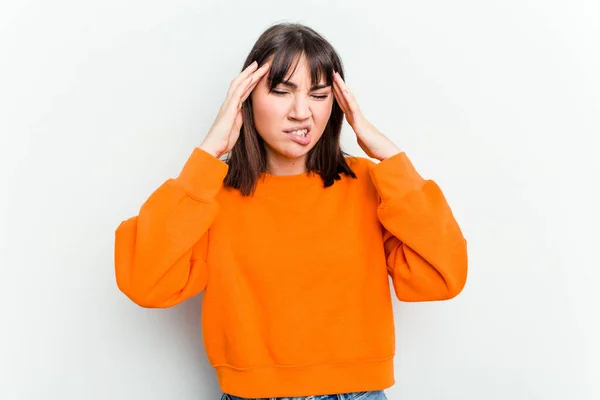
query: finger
[
  {"left": 232, "top": 110, "right": 243, "bottom": 133},
  {"left": 220, "top": 75, "right": 253, "bottom": 118},
  {"left": 240, "top": 63, "right": 270, "bottom": 103},
  {"left": 228, "top": 75, "right": 255, "bottom": 114},
  {"left": 332, "top": 80, "right": 348, "bottom": 114},
  {"left": 332, "top": 76, "right": 348, "bottom": 105},
  {"left": 236, "top": 61, "right": 259, "bottom": 86},
  {"left": 334, "top": 72, "right": 359, "bottom": 113},
  {"left": 228, "top": 64, "right": 269, "bottom": 115},
  {"left": 226, "top": 61, "right": 259, "bottom": 99},
  {"left": 226, "top": 62, "right": 269, "bottom": 105},
  {"left": 252, "top": 62, "right": 270, "bottom": 82},
  {"left": 334, "top": 71, "right": 349, "bottom": 94},
  {"left": 332, "top": 81, "right": 345, "bottom": 112},
  {"left": 240, "top": 76, "right": 260, "bottom": 103}
]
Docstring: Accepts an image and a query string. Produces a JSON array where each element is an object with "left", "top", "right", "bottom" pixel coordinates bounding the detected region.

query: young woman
[{"left": 114, "top": 23, "right": 468, "bottom": 400}]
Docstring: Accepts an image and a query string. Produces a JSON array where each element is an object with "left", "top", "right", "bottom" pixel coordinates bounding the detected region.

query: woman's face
[{"left": 250, "top": 54, "right": 334, "bottom": 165}]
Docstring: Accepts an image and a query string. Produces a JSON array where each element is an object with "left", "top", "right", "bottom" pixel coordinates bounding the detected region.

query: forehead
[
  {"left": 273, "top": 58, "right": 329, "bottom": 91},
  {"left": 267, "top": 52, "right": 328, "bottom": 82},
  {"left": 289, "top": 56, "right": 323, "bottom": 81}
]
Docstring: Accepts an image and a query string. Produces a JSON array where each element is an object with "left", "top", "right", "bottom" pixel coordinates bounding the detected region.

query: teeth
[{"left": 290, "top": 129, "right": 308, "bottom": 136}]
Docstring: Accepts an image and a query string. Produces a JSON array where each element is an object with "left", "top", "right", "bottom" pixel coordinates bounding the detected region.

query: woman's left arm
[
  {"left": 370, "top": 152, "right": 468, "bottom": 301},
  {"left": 333, "top": 71, "right": 468, "bottom": 301}
]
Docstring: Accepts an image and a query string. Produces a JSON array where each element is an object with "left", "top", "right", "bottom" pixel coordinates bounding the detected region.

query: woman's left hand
[{"left": 333, "top": 71, "right": 401, "bottom": 161}]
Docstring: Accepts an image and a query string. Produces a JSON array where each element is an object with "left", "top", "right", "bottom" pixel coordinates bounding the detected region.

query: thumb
[
  {"left": 233, "top": 110, "right": 243, "bottom": 132},
  {"left": 229, "top": 110, "right": 243, "bottom": 143}
]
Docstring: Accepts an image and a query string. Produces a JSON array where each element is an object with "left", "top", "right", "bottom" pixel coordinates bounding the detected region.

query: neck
[{"left": 265, "top": 150, "right": 307, "bottom": 176}]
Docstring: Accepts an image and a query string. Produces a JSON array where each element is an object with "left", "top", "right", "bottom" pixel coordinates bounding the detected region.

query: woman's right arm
[
  {"left": 114, "top": 148, "right": 228, "bottom": 308},
  {"left": 115, "top": 61, "right": 270, "bottom": 308}
]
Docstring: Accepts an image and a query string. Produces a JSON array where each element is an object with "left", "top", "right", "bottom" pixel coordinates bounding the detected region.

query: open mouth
[
  {"left": 284, "top": 127, "right": 312, "bottom": 145},
  {"left": 287, "top": 128, "right": 308, "bottom": 137}
]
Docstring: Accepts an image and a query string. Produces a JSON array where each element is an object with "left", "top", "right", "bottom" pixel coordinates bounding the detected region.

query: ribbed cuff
[
  {"left": 175, "top": 147, "right": 229, "bottom": 200},
  {"left": 369, "top": 151, "right": 426, "bottom": 204}
]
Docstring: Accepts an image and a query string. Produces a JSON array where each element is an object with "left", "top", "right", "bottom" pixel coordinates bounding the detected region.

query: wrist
[
  {"left": 198, "top": 143, "right": 222, "bottom": 159},
  {"left": 379, "top": 148, "right": 401, "bottom": 161}
]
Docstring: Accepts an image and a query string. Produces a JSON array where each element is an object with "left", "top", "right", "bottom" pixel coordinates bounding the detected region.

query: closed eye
[{"left": 272, "top": 90, "right": 330, "bottom": 100}]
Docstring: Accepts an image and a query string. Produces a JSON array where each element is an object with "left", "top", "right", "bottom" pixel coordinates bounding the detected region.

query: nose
[{"left": 288, "top": 94, "right": 311, "bottom": 121}]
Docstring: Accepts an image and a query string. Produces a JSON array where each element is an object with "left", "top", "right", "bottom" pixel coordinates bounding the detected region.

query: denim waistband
[{"left": 221, "top": 389, "right": 387, "bottom": 400}]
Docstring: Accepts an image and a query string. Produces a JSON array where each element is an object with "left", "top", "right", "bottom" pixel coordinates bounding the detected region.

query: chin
[{"left": 272, "top": 143, "right": 314, "bottom": 159}]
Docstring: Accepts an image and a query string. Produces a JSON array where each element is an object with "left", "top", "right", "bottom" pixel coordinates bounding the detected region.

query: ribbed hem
[
  {"left": 215, "top": 357, "right": 395, "bottom": 398},
  {"left": 175, "top": 147, "right": 228, "bottom": 200}
]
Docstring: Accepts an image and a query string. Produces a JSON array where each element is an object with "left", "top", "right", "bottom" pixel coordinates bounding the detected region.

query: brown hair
[{"left": 223, "top": 22, "right": 357, "bottom": 196}]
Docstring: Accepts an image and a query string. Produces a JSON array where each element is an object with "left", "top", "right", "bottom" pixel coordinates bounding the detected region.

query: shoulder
[
  {"left": 344, "top": 155, "right": 380, "bottom": 194},
  {"left": 345, "top": 155, "right": 377, "bottom": 177}
]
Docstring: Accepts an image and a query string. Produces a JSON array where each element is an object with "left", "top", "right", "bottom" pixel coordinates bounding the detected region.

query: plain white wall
[{"left": 1, "top": 0, "right": 598, "bottom": 399}]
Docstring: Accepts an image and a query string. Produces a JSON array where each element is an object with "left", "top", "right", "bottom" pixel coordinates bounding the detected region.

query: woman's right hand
[{"left": 199, "top": 61, "right": 270, "bottom": 158}]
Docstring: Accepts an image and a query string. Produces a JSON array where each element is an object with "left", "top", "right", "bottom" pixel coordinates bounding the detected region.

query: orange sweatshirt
[{"left": 114, "top": 147, "right": 468, "bottom": 398}]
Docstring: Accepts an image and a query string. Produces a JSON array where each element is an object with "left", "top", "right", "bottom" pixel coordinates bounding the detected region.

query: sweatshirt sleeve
[
  {"left": 114, "top": 147, "right": 228, "bottom": 308},
  {"left": 368, "top": 152, "right": 468, "bottom": 302}
]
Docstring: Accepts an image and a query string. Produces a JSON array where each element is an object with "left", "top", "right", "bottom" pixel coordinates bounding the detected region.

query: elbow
[
  {"left": 420, "top": 271, "right": 466, "bottom": 302},
  {"left": 114, "top": 258, "right": 166, "bottom": 309},
  {"left": 443, "top": 270, "right": 467, "bottom": 300},
  {"left": 419, "top": 265, "right": 467, "bottom": 302},
  {"left": 130, "top": 296, "right": 166, "bottom": 309},
  {"left": 117, "top": 283, "right": 177, "bottom": 309},
  {"left": 115, "top": 275, "right": 161, "bottom": 308},
  {"left": 442, "top": 242, "right": 468, "bottom": 300},
  {"left": 115, "top": 265, "right": 183, "bottom": 309},
  {"left": 395, "top": 267, "right": 467, "bottom": 302},
  {"left": 393, "top": 242, "right": 468, "bottom": 302},
  {"left": 114, "top": 218, "right": 167, "bottom": 308},
  {"left": 118, "top": 287, "right": 156, "bottom": 309}
]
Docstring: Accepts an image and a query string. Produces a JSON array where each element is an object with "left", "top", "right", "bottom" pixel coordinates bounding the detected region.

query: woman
[{"left": 114, "top": 23, "right": 468, "bottom": 400}]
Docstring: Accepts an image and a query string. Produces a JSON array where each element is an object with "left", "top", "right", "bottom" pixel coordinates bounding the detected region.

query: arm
[
  {"left": 114, "top": 148, "right": 228, "bottom": 308},
  {"left": 369, "top": 152, "right": 468, "bottom": 302}
]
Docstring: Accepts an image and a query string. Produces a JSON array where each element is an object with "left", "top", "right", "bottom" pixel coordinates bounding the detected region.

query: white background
[{"left": 1, "top": 1, "right": 598, "bottom": 399}]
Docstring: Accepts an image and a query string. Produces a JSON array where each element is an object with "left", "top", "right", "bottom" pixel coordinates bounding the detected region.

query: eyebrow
[{"left": 279, "top": 80, "right": 331, "bottom": 91}]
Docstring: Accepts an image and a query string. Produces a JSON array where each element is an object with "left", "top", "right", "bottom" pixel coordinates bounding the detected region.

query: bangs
[
  {"left": 225, "top": 22, "right": 355, "bottom": 196},
  {"left": 265, "top": 41, "right": 335, "bottom": 91}
]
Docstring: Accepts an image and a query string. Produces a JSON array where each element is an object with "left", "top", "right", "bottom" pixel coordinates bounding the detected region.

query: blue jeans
[{"left": 221, "top": 390, "right": 387, "bottom": 400}]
